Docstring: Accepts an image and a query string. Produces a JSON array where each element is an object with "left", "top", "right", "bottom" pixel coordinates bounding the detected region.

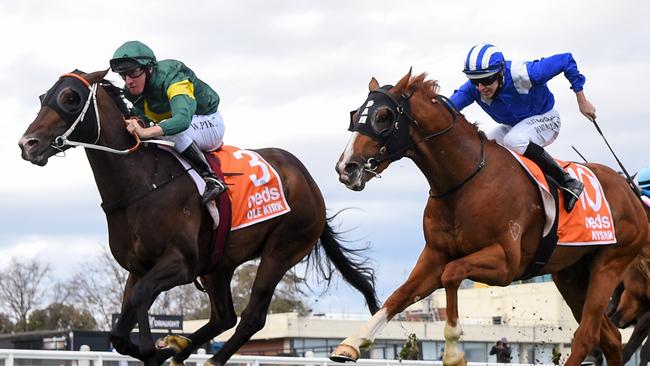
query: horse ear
[
  {"left": 368, "top": 77, "right": 379, "bottom": 91},
  {"left": 394, "top": 67, "right": 413, "bottom": 93},
  {"left": 86, "top": 69, "right": 110, "bottom": 84}
]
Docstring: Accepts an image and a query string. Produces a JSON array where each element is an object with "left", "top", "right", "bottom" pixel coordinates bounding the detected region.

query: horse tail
[{"left": 306, "top": 212, "right": 380, "bottom": 314}]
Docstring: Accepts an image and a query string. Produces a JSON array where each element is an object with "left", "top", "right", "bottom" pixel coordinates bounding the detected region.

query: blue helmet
[
  {"left": 638, "top": 166, "right": 650, "bottom": 189},
  {"left": 463, "top": 43, "right": 505, "bottom": 79}
]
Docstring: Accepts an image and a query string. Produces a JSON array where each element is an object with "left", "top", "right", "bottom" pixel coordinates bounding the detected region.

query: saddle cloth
[
  {"left": 508, "top": 151, "right": 617, "bottom": 246},
  {"left": 164, "top": 144, "right": 291, "bottom": 266},
  {"left": 210, "top": 145, "right": 291, "bottom": 230}
]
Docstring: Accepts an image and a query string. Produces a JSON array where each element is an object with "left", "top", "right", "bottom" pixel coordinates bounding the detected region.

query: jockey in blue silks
[{"left": 450, "top": 43, "right": 597, "bottom": 212}]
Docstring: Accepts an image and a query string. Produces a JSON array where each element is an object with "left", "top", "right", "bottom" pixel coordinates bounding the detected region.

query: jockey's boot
[
  {"left": 523, "top": 142, "right": 584, "bottom": 212},
  {"left": 181, "top": 142, "right": 227, "bottom": 204}
]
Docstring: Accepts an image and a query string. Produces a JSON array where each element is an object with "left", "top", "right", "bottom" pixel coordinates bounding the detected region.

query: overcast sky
[{"left": 2, "top": 0, "right": 649, "bottom": 315}]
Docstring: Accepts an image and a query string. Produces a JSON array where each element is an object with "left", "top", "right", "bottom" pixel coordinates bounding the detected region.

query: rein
[
  {"left": 52, "top": 73, "right": 102, "bottom": 149},
  {"left": 358, "top": 90, "right": 487, "bottom": 199},
  {"left": 367, "top": 93, "right": 458, "bottom": 166},
  {"left": 51, "top": 73, "right": 174, "bottom": 154},
  {"left": 429, "top": 133, "right": 486, "bottom": 199}
]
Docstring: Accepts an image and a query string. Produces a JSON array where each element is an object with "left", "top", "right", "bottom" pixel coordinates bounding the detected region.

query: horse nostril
[
  {"left": 19, "top": 137, "right": 40, "bottom": 154},
  {"left": 344, "top": 162, "right": 360, "bottom": 175}
]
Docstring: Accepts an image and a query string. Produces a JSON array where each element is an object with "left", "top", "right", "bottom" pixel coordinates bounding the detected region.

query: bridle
[
  {"left": 348, "top": 86, "right": 486, "bottom": 198},
  {"left": 42, "top": 72, "right": 172, "bottom": 154}
]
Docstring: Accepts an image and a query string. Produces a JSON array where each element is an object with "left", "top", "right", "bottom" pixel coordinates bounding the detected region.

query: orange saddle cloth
[
  {"left": 510, "top": 152, "right": 616, "bottom": 246},
  {"left": 210, "top": 145, "right": 291, "bottom": 230}
]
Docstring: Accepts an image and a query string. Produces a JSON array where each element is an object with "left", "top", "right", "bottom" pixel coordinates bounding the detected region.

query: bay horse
[
  {"left": 18, "top": 70, "right": 379, "bottom": 366},
  {"left": 330, "top": 70, "right": 648, "bottom": 366}
]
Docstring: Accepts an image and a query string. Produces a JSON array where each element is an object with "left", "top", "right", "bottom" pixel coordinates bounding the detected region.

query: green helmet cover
[{"left": 110, "top": 41, "right": 157, "bottom": 72}]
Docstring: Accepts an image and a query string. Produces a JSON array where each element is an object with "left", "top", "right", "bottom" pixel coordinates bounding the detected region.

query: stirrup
[
  {"left": 202, "top": 177, "right": 227, "bottom": 204},
  {"left": 559, "top": 181, "right": 584, "bottom": 212}
]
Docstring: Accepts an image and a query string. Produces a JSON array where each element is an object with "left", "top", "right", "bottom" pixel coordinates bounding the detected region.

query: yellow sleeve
[{"left": 166, "top": 80, "right": 195, "bottom": 100}]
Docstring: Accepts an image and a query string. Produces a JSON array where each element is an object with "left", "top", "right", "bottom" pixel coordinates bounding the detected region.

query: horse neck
[
  {"left": 408, "top": 106, "right": 484, "bottom": 195},
  {"left": 83, "top": 89, "right": 157, "bottom": 202}
]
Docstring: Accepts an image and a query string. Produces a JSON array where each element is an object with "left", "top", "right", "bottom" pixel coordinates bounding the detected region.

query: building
[
  {"left": 0, "top": 281, "right": 639, "bottom": 364},
  {"left": 184, "top": 281, "right": 637, "bottom": 364}
]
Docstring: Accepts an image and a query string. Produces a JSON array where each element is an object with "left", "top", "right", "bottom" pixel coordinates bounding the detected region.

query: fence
[{"left": 0, "top": 349, "right": 537, "bottom": 366}]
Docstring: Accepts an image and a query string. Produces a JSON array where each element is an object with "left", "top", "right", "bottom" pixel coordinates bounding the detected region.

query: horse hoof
[
  {"left": 203, "top": 358, "right": 218, "bottom": 366},
  {"left": 443, "top": 352, "right": 467, "bottom": 366},
  {"left": 329, "top": 344, "right": 359, "bottom": 363},
  {"left": 163, "top": 335, "right": 192, "bottom": 352},
  {"left": 170, "top": 359, "right": 185, "bottom": 366}
]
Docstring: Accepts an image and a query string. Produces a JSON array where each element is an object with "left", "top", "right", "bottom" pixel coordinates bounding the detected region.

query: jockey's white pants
[
  {"left": 161, "top": 110, "right": 226, "bottom": 153},
  {"left": 487, "top": 109, "right": 561, "bottom": 154}
]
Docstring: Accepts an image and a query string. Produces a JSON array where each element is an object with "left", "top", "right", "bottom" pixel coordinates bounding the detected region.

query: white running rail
[{"left": 0, "top": 349, "right": 536, "bottom": 366}]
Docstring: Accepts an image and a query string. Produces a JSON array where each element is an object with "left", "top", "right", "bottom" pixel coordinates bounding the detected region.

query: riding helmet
[
  {"left": 462, "top": 43, "right": 505, "bottom": 79},
  {"left": 110, "top": 41, "right": 157, "bottom": 73}
]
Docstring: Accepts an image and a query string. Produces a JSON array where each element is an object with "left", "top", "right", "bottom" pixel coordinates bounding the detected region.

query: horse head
[
  {"left": 336, "top": 69, "right": 416, "bottom": 190},
  {"left": 610, "top": 256, "right": 650, "bottom": 328},
  {"left": 18, "top": 70, "right": 118, "bottom": 166},
  {"left": 336, "top": 69, "right": 455, "bottom": 191}
]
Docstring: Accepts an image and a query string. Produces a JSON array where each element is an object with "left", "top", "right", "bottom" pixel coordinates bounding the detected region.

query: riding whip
[
  {"left": 590, "top": 119, "right": 641, "bottom": 197},
  {"left": 571, "top": 145, "right": 588, "bottom": 164}
]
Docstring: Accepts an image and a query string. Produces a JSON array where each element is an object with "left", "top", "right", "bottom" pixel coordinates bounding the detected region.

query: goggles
[
  {"left": 119, "top": 67, "right": 146, "bottom": 80},
  {"left": 470, "top": 73, "right": 500, "bottom": 86}
]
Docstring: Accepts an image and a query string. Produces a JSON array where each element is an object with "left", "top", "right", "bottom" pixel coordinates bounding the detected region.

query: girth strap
[
  {"left": 101, "top": 169, "right": 189, "bottom": 214},
  {"left": 516, "top": 175, "right": 560, "bottom": 281}
]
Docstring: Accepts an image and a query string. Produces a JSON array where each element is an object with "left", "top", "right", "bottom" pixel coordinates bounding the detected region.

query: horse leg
[
  {"left": 638, "top": 323, "right": 650, "bottom": 366},
  {"left": 205, "top": 251, "right": 306, "bottom": 366},
  {"left": 623, "top": 312, "right": 650, "bottom": 364},
  {"left": 129, "top": 249, "right": 195, "bottom": 366},
  {"left": 599, "top": 314, "right": 623, "bottom": 366},
  {"left": 553, "top": 260, "right": 606, "bottom": 365},
  {"left": 331, "top": 246, "right": 444, "bottom": 363},
  {"left": 110, "top": 274, "right": 144, "bottom": 358},
  {"left": 439, "top": 243, "right": 514, "bottom": 366},
  {"left": 559, "top": 255, "right": 630, "bottom": 366},
  {"left": 169, "top": 272, "right": 237, "bottom": 366}
]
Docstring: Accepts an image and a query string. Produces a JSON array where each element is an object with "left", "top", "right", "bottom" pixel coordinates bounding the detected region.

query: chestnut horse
[
  {"left": 18, "top": 70, "right": 379, "bottom": 366},
  {"left": 609, "top": 253, "right": 650, "bottom": 365},
  {"left": 330, "top": 70, "right": 647, "bottom": 366}
]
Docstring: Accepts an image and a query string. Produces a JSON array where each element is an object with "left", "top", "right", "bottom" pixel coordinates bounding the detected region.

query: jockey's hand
[
  {"left": 124, "top": 118, "right": 164, "bottom": 139},
  {"left": 125, "top": 118, "right": 142, "bottom": 136},
  {"left": 576, "top": 91, "right": 596, "bottom": 122}
]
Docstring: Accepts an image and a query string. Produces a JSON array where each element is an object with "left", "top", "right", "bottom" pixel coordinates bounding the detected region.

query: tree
[
  {"left": 60, "top": 247, "right": 211, "bottom": 329},
  {"left": 231, "top": 262, "right": 310, "bottom": 316},
  {"left": 399, "top": 333, "right": 420, "bottom": 360},
  {"left": 28, "top": 303, "right": 96, "bottom": 331},
  {"left": 59, "top": 250, "right": 309, "bottom": 331},
  {"left": 59, "top": 249, "right": 127, "bottom": 330},
  {"left": 0, "top": 258, "right": 50, "bottom": 331},
  {"left": 0, "top": 313, "right": 14, "bottom": 334},
  {"left": 149, "top": 283, "right": 210, "bottom": 319}
]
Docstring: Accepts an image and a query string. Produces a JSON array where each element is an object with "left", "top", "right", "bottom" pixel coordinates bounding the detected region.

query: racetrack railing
[{"left": 0, "top": 349, "right": 537, "bottom": 366}]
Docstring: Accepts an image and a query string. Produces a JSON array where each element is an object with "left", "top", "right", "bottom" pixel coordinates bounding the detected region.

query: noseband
[
  {"left": 40, "top": 72, "right": 152, "bottom": 154},
  {"left": 348, "top": 86, "right": 486, "bottom": 198},
  {"left": 41, "top": 72, "right": 101, "bottom": 150}
]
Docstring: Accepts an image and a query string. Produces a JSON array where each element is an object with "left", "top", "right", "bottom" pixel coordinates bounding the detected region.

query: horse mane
[
  {"left": 98, "top": 80, "right": 132, "bottom": 117},
  {"left": 406, "top": 72, "right": 482, "bottom": 133},
  {"left": 406, "top": 72, "right": 439, "bottom": 100}
]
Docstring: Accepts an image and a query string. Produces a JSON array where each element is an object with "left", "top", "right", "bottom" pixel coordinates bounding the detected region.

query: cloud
[{"left": 2, "top": 0, "right": 650, "bottom": 314}]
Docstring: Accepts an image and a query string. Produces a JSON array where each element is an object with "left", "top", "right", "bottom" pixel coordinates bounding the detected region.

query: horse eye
[
  {"left": 372, "top": 109, "right": 394, "bottom": 134},
  {"left": 56, "top": 88, "right": 83, "bottom": 113}
]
